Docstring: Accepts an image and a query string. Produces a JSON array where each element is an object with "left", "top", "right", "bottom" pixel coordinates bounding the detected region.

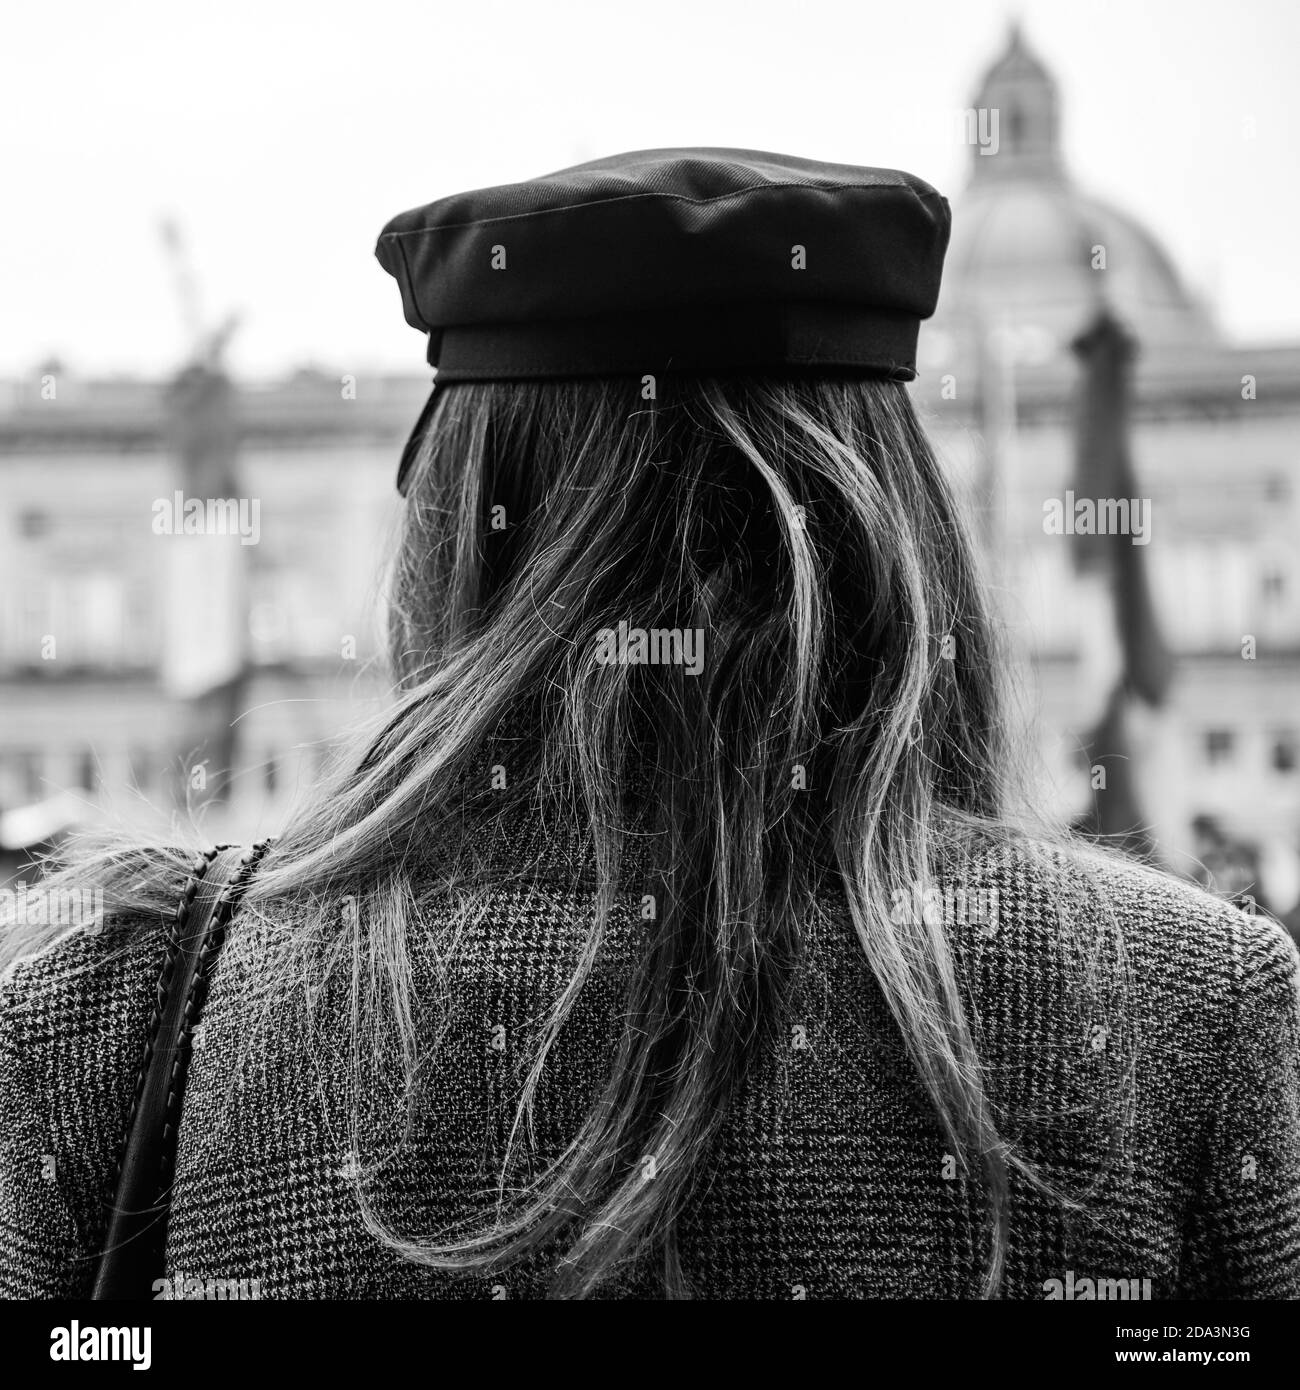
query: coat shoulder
[{"left": 961, "top": 833, "right": 1298, "bottom": 998}]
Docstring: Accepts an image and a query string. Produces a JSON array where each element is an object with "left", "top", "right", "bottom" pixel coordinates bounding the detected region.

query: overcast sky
[{"left": 3, "top": 0, "right": 1297, "bottom": 379}]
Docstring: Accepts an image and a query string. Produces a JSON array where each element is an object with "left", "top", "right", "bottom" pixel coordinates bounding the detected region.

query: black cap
[{"left": 377, "top": 147, "right": 951, "bottom": 492}]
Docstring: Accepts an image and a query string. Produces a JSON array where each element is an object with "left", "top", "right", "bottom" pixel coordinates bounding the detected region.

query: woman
[{"left": 2, "top": 149, "right": 1298, "bottom": 1300}]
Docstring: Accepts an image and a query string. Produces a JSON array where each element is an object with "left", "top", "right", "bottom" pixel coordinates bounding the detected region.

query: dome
[{"left": 933, "top": 24, "right": 1216, "bottom": 355}]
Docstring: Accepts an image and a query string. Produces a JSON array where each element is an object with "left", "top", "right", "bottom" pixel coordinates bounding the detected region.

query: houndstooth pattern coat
[{"left": 2, "top": 822, "right": 1299, "bottom": 1300}]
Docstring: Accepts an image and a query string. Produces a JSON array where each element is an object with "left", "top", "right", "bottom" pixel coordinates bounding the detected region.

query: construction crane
[
  {"left": 156, "top": 216, "right": 247, "bottom": 819},
  {"left": 159, "top": 216, "right": 240, "bottom": 367}
]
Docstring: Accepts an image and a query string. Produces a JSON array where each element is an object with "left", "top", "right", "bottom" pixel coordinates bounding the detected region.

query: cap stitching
[{"left": 377, "top": 178, "right": 945, "bottom": 242}]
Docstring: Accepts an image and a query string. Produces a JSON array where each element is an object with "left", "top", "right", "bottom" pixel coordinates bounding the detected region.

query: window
[
  {"left": 1262, "top": 568, "right": 1286, "bottom": 603},
  {"left": 1273, "top": 734, "right": 1297, "bottom": 775},
  {"left": 18, "top": 509, "right": 50, "bottom": 539},
  {"left": 1203, "top": 729, "right": 1235, "bottom": 766},
  {"left": 77, "top": 749, "right": 99, "bottom": 792}
]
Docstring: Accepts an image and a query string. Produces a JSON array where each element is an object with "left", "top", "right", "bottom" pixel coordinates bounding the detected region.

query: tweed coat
[{"left": 2, "top": 815, "right": 1298, "bottom": 1300}]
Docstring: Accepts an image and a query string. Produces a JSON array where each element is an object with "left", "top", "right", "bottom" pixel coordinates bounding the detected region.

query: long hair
[{"left": 6, "top": 373, "right": 1109, "bottom": 1297}]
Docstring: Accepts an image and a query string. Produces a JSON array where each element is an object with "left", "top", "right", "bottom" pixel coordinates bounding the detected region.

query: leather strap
[{"left": 92, "top": 840, "right": 271, "bottom": 1299}]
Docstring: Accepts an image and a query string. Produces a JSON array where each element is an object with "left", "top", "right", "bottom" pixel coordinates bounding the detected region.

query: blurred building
[
  {"left": 0, "top": 369, "right": 422, "bottom": 862},
  {"left": 1, "top": 24, "right": 1297, "bottom": 917},
  {"left": 914, "top": 24, "right": 1300, "bottom": 912}
]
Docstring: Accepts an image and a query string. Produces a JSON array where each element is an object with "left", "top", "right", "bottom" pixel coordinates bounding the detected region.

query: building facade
[
  {"left": 914, "top": 24, "right": 1300, "bottom": 909},
  {"left": 0, "top": 370, "right": 420, "bottom": 856},
  {"left": 2, "top": 25, "right": 1297, "bottom": 914}
]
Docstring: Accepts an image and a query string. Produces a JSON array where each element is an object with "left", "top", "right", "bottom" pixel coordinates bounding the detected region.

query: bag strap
[{"left": 92, "top": 838, "right": 274, "bottom": 1300}]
